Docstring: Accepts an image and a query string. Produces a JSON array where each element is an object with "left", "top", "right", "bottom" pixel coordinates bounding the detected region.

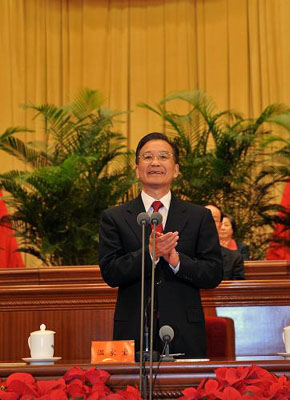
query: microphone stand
[
  {"left": 137, "top": 211, "right": 161, "bottom": 400},
  {"left": 137, "top": 213, "right": 149, "bottom": 399},
  {"left": 161, "top": 341, "right": 175, "bottom": 362},
  {"left": 149, "top": 221, "right": 157, "bottom": 400}
]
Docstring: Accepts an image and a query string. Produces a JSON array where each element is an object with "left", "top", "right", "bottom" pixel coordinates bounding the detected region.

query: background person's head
[
  {"left": 220, "top": 214, "right": 236, "bottom": 241},
  {"left": 205, "top": 204, "right": 223, "bottom": 232}
]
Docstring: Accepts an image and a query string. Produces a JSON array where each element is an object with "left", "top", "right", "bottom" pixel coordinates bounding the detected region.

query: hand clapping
[{"left": 149, "top": 231, "right": 180, "bottom": 267}]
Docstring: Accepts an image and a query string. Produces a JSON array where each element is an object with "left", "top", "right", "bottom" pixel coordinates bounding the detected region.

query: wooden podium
[{"left": 0, "top": 262, "right": 289, "bottom": 363}]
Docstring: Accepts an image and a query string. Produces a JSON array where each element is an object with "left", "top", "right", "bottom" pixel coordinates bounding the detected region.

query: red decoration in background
[
  {"left": 266, "top": 181, "right": 290, "bottom": 260},
  {"left": 0, "top": 190, "right": 24, "bottom": 268}
]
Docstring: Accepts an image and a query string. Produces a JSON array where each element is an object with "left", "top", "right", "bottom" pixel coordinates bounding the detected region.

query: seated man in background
[{"left": 205, "top": 205, "right": 245, "bottom": 280}]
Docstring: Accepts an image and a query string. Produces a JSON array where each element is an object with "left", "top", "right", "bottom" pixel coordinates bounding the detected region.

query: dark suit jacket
[
  {"left": 99, "top": 195, "right": 223, "bottom": 358},
  {"left": 221, "top": 246, "right": 245, "bottom": 280},
  {"left": 237, "top": 242, "right": 250, "bottom": 260}
]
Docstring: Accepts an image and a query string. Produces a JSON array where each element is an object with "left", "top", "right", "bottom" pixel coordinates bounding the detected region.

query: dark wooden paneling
[
  {"left": 0, "top": 264, "right": 290, "bottom": 362},
  {"left": 245, "top": 260, "right": 290, "bottom": 279},
  {"left": 0, "top": 309, "right": 114, "bottom": 361}
]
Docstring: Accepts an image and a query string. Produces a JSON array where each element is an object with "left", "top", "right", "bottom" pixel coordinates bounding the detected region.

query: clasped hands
[{"left": 149, "top": 231, "right": 179, "bottom": 268}]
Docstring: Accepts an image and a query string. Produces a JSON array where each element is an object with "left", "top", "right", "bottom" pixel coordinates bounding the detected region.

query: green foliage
[
  {"left": 0, "top": 89, "right": 136, "bottom": 265},
  {"left": 140, "top": 90, "right": 290, "bottom": 259}
]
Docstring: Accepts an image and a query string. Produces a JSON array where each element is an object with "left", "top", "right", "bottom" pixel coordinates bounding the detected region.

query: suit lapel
[
  {"left": 124, "top": 195, "right": 151, "bottom": 243},
  {"left": 124, "top": 194, "right": 189, "bottom": 242},
  {"left": 164, "top": 196, "right": 188, "bottom": 234}
]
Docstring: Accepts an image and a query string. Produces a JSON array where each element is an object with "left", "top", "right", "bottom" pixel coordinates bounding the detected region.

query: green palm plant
[
  {"left": 140, "top": 90, "right": 290, "bottom": 259},
  {"left": 0, "top": 89, "right": 136, "bottom": 265}
]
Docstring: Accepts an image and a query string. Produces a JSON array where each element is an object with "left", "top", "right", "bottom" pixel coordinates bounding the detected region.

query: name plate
[{"left": 91, "top": 340, "right": 135, "bottom": 363}]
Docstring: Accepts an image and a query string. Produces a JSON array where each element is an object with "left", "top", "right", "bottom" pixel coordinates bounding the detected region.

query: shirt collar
[{"left": 141, "top": 190, "right": 171, "bottom": 212}]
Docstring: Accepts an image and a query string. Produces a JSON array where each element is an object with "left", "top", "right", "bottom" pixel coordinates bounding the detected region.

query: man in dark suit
[
  {"left": 99, "top": 132, "right": 223, "bottom": 358},
  {"left": 205, "top": 205, "right": 245, "bottom": 280}
]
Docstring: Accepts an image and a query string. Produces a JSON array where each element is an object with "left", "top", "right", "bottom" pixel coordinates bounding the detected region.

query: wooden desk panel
[
  {"left": 0, "top": 265, "right": 290, "bottom": 362},
  {"left": 245, "top": 260, "right": 290, "bottom": 279}
]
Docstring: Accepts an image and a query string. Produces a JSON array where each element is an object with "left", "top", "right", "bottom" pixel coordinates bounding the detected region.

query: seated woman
[{"left": 220, "top": 214, "right": 250, "bottom": 260}]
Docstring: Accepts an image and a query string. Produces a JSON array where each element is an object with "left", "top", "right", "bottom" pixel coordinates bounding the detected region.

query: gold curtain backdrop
[
  {"left": 0, "top": 0, "right": 289, "bottom": 266},
  {"left": 1, "top": 0, "right": 290, "bottom": 158}
]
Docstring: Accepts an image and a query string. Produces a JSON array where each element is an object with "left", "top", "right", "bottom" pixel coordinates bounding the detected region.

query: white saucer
[
  {"left": 22, "top": 357, "right": 62, "bottom": 365},
  {"left": 277, "top": 352, "right": 290, "bottom": 359}
]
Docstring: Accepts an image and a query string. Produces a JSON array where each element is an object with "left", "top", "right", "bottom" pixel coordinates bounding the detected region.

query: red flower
[
  {"left": 201, "top": 379, "right": 223, "bottom": 399},
  {"left": 6, "top": 373, "right": 35, "bottom": 387},
  {"left": 63, "top": 366, "right": 86, "bottom": 384},
  {"left": 267, "top": 375, "right": 290, "bottom": 399},
  {"left": 218, "top": 386, "right": 243, "bottom": 400},
  {"left": 115, "top": 386, "right": 142, "bottom": 400},
  {"left": 0, "top": 391, "right": 18, "bottom": 400},
  {"left": 215, "top": 365, "right": 253, "bottom": 389},
  {"left": 89, "top": 382, "right": 112, "bottom": 398},
  {"left": 37, "top": 389, "right": 68, "bottom": 400},
  {"left": 179, "top": 386, "right": 202, "bottom": 400},
  {"left": 66, "top": 378, "right": 90, "bottom": 398},
  {"left": 36, "top": 378, "right": 66, "bottom": 396},
  {"left": 100, "top": 386, "right": 141, "bottom": 400},
  {"left": 101, "top": 394, "right": 124, "bottom": 400},
  {"left": 85, "top": 368, "right": 110, "bottom": 385},
  {"left": 240, "top": 384, "right": 269, "bottom": 400},
  {"left": 1, "top": 364, "right": 290, "bottom": 400},
  {"left": 6, "top": 380, "right": 38, "bottom": 398},
  {"left": 178, "top": 365, "right": 290, "bottom": 400}
]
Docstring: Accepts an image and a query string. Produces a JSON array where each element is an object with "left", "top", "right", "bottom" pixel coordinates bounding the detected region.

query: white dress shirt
[{"left": 141, "top": 190, "right": 180, "bottom": 273}]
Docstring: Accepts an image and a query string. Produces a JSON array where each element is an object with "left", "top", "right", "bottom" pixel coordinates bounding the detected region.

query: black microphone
[
  {"left": 159, "top": 325, "right": 174, "bottom": 343},
  {"left": 137, "top": 212, "right": 150, "bottom": 226},
  {"left": 159, "top": 325, "right": 175, "bottom": 362},
  {"left": 150, "top": 212, "right": 162, "bottom": 226}
]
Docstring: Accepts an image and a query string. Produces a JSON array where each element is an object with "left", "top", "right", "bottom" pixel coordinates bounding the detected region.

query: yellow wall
[{"left": 1, "top": 0, "right": 290, "bottom": 158}]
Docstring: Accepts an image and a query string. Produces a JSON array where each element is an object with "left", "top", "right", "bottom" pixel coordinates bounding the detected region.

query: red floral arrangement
[
  {"left": 179, "top": 365, "right": 290, "bottom": 400},
  {"left": 0, "top": 366, "right": 141, "bottom": 400},
  {"left": 0, "top": 365, "right": 290, "bottom": 400}
]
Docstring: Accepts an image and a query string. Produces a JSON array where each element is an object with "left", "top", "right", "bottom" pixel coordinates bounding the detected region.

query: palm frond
[
  {"left": 140, "top": 90, "right": 290, "bottom": 259},
  {"left": 0, "top": 90, "right": 135, "bottom": 265}
]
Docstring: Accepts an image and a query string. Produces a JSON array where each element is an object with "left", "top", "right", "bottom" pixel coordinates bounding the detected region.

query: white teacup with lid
[
  {"left": 28, "top": 324, "right": 55, "bottom": 359},
  {"left": 282, "top": 325, "right": 290, "bottom": 353}
]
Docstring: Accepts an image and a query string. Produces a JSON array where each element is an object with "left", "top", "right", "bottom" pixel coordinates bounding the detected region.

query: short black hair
[
  {"left": 205, "top": 203, "right": 224, "bottom": 222},
  {"left": 223, "top": 214, "right": 237, "bottom": 235},
  {"left": 135, "top": 132, "right": 179, "bottom": 164}
]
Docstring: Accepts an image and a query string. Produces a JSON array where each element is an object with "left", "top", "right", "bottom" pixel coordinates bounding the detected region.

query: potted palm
[
  {"left": 0, "top": 89, "right": 136, "bottom": 265},
  {"left": 140, "top": 90, "right": 290, "bottom": 259}
]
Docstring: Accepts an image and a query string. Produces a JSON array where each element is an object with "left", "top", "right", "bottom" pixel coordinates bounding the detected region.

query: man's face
[
  {"left": 205, "top": 205, "right": 222, "bottom": 232},
  {"left": 136, "top": 139, "right": 179, "bottom": 192}
]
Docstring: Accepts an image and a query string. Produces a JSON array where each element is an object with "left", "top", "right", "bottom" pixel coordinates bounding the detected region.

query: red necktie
[{"left": 151, "top": 201, "right": 163, "bottom": 233}]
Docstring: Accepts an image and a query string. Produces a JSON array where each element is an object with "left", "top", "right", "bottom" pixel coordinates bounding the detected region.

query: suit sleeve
[
  {"left": 232, "top": 252, "right": 245, "bottom": 280},
  {"left": 238, "top": 242, "right": 250, "bottom": 260},
  {"left": 99, "top": 208, "right": 152, "bottom": 288},
  {"left": 176, "top": 208, "right": 223, "bottom": 289}
]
